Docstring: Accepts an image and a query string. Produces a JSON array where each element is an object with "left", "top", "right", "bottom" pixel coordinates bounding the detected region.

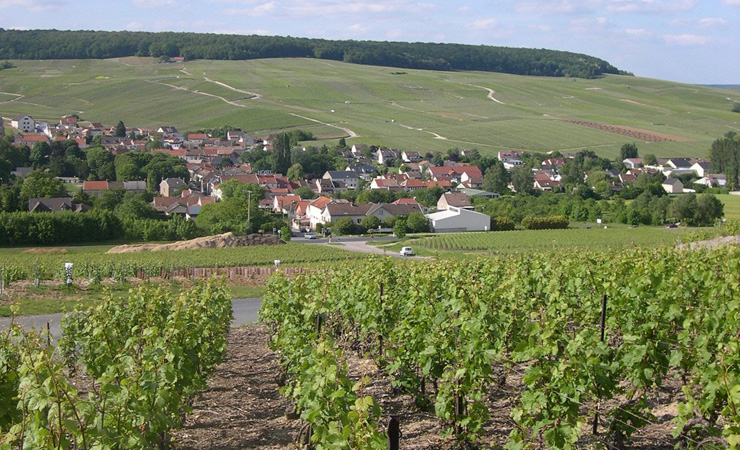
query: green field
[
  {"left": 1, "top": 57, "right": 738, "bottom": 158},
  {"left": 718, "top": 194, "right": 740, "bottom": 220},
  {"left": 0, "top": 242, "right": 367, "bottom": 282},
  {"left": 413, "top": 224, "right": 706, "bottom": 254}
]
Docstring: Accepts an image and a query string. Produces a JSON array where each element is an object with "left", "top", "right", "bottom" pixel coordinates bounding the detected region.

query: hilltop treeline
[{"left": 0, "top": 29, "right": 627, "bottom": 78}]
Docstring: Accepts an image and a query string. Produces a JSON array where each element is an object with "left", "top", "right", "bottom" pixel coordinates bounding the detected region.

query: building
[
  {"left": 160, "top": 177, "right": 187, "bottom": 197},
  {"left": 437, "top": 193, "right": 472, "bottom": 210},
  {"left": 662, "top": 177, "right": 684, "bottom": 194},
  {"left": 11, "top": 115, "right": 35, "bottom": 133},
  {"left": 426, "top": 206, "right": 491, "bottom": 232},
  {"left": 322, "top": 171, "right": 359, "bottom": 189}
]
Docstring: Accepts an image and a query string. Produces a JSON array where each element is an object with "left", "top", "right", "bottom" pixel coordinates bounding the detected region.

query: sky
[{"left": 1, "top": 0, "right": 738, "bottom": 84}]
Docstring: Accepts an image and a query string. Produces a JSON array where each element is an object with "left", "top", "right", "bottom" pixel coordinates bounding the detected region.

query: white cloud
[
  {"left": 347, "top": 23, "right": 370, "bottom": 33},
  {"left": 721, "top": 0, "right": 740, "bottom": 5},
  {"left": 568, "top": 16, "right": 612, "bottom": 33},
  {"left": 698, "top": 17, "right": 728, "bottom": 27},
  {"left": 625, "top": 28, "right": 651, "bottom": 37},
  {"left": 663, "top": 33, "right": 712, "bottom": 45},
  {"left": 132, "top": 0, "right": 176, "bottom": 8},
  {"left": 470, "top": 18, "right": 499, "bottom": 30},
  {"left": 127, "top": 22, "right": 144, "bottom": 30},
  {"left": 515, "top": 0, "right": 600, "bottom": 14},
  {"left": 606, "top": 0, "right": 697, "bottom": 13},
  {"left": 0, "top": 0, "right": 66, "bottom": 11}
]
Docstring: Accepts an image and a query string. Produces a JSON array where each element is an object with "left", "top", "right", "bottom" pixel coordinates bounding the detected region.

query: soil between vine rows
[{"left": 171, "top": 325, "right": 681, "bottom": 449}]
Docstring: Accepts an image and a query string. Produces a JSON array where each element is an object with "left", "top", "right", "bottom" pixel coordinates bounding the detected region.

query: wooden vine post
[{"left": 593, "top": 293, "right": 608, "bottom": 435}]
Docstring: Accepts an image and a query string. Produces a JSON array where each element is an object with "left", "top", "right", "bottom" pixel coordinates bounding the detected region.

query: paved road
[
  {"left": 295, "top": 235, "right": 426, "bottom": 259},
  {"left": 0, "top": 297, "right": 263, "bottom": 340}
]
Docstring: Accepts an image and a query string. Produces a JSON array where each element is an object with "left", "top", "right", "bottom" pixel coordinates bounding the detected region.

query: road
[
  {"left": 295, "top": 235, "right": 426, "bottom": 259},
  {"left": 0, "top": 298, "right": 263, "bottom": 340}
]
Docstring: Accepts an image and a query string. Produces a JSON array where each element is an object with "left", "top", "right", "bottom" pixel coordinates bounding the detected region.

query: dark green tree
[
  {"left": 19, "top": 170, "right": 68, "bottom": 203},
  {"left": 511, "top": 165, "right": 534, "bottom": 194},
  {"left": 286, "top": 163, "right": 305, "bottom": 181},
  {"left": 115, "top": 120, "right": 126, "bottom": 137},
  {"left": 619, "top": 143, "right": 639, "bottom": 161},
  {"left": 406, "top": 211, "right": 429, "bottom": 233},
  {"left": 482, "top": 161, "right": 510, "bottom": 194},
  {"left": 271, "top": 132, "right": 292, "bottom": 175}
]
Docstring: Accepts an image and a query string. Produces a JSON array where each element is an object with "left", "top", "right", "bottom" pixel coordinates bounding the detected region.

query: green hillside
[{"left": 1, "top": 57, "right": 738, "bottom": 158}]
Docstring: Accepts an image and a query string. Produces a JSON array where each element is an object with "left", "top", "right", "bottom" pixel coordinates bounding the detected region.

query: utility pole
[{"left": 247, "top": 190, "right": 252, "bottom": 231}]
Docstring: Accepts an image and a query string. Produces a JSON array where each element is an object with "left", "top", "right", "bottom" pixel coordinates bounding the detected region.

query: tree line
[{"left": 0, "top": 29, "right": 628, "bottom": 78}]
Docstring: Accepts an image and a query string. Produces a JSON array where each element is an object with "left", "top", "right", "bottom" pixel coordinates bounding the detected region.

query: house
[
  {"left": 498, "top": 151, "right": 524, "bottom": 170},
  {"left": 402, "top": 151, "right": 421, "bottom": 163},
  {"left": 454, "top": 187, "right": 500, "bottom": 199},
  {"left": 370, "top": 178, "right": 402, "bottom": 191},
  {"left": 533, "top": 173, "right": 562, "bottom": 191},
  {"left": 27, "top": 197, "right": 88, "bottom": 213},
  {"left": 306, "top": 197, "right": 334, "bottom": 229},
  {"left": 83, "top": 180, "right": 110, "bottom": 196},
  {"left": 437, "top": 193, "right": 472, "bottom": 210},
  {"left": 322, "top": 202, "right": 372, "bottom": 226},
  {"left": 694, "top": 174, "right": 726, "bottom": 188},
  {"left": 160, "top": 177, "right": 186, "bottom": 197},
  {"left": 619, "top": 173, "right": 637, "bottom": 184},
  {"left": 426, "top": 165, "right": 483, "bottom": 184},
  {"left": 351, "top": 144, "right": 369, "bottom": 158},
  {"left": 346, "top": 164, "right": 377, "bottom": 180},
  {"left": 366, "top": 202, "right": 423, "bottom": 222},
  {"left": 323, "top": 171, "right": 359, "bottom": 189},
  {"left": 376, "top": 148, "right": 398, "bottom": 165},
  {"left": 666, "top": 158, "right": 692, "bottom": 170},
  {"left": 314, "top": 178, "right": 345, "bottom": 194},
  {"left": 11, "top": 115, "right": 35, "bottom": 133},
  {"left": 16, "top": 133, "right": 50, "bottom": 147},
  {"left": 622, "top": 158, "right": 643, "bottom": 169},
  {"left": 541, "top": 158, "right": 566, "bottom": 171},
  {"left": 426, "top": 206, "right": 491, "bottom": 232},
  {"left": 690, "top": 161, "right": 712, "bottom": 178},
  {"left": 662, "top": 178, "right": 684, "bottom": 194}
]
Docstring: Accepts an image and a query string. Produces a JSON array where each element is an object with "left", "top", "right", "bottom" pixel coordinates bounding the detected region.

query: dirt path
[
  {"left": 203, "top": 76, "right": 260, "bottom": 99},
  {"left": 146, "top": 79, "right": 248, "bottom": 108},
  {"left": 174, "top": 324, "right": 681, "bottom": 449},
  {"left": 289, "top": 113, "right": 359, "bottom": 138},
  {"left": 172, "top": 325, "right": 299, "bottom": 449},
  {"left": 471, "top": 84, "right": 506, "bottom": 104}
]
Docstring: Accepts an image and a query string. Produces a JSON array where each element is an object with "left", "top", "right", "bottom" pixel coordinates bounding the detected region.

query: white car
[
  {"left": 400, "top": 247, "right": 413, "bottom": 256},
  {"left": 304, "top": 232, "right": 317, "bottom": 239}
]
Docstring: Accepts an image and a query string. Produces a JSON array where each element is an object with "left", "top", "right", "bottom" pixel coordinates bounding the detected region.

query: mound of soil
[
  {"left": 107, "top": 233, "right": 284, "bottom": 254},
  {"left": 678, "top": 234, "right": 740, "bottom": 251}
]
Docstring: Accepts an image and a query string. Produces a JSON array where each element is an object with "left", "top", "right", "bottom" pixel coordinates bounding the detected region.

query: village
[{"left": 1, "top": 113, "right": 729, "bottom": 238}]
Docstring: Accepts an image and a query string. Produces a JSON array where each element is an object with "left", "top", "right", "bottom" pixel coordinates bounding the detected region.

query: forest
[{"left": 0, "top": 29, "right": 628, "bottom": 78}]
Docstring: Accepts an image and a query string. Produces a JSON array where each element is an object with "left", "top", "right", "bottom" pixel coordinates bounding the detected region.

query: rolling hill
[{"left": 1, "top": 57, "right": 738, "bottom": 158}]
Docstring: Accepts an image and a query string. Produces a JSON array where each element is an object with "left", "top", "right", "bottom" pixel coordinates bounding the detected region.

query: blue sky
[{"left": 1, "top": 0, "right": 738, "bottom": 84}]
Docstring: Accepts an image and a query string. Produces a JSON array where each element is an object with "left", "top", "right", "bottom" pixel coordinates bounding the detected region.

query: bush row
[{"left": 520, "top": 215, "right": 570, "bottom": 230}]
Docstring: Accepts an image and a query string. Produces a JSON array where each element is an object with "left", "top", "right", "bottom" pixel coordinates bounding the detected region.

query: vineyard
[
  {"left": 260, "top": 247, "right": 739, "bottom": 449},
  {"left": 0, "top": 243, "right": 365, "bottom": 285},
  {"left": 0, "top": 280, "right": 232, "bottom": 449},
  {"left": 413, "top": 226, "right": 700, "bottom": 253}
]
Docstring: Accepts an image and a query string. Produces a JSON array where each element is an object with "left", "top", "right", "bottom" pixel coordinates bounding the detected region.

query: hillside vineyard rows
[
  {"left": 0, "top": 281, "right": 232, "bottom": 449},
  {"left": 261, "top": 248, "right": 739, "bottom": 449}
]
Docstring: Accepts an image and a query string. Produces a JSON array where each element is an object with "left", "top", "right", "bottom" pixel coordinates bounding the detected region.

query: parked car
[
  {"left": 400, "top": 247, "right": 413, "bottom": 256},
  {"left": 304, "top": 232, "right": 317, "bottom": 239}
]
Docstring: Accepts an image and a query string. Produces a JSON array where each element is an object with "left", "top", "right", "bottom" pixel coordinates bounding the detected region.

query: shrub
[
  {"left": 521, "top": 215, "right": 570, "bottom": 230},
  {"left": 490, "top": 216, "right": 515, "bottom": 231}
]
